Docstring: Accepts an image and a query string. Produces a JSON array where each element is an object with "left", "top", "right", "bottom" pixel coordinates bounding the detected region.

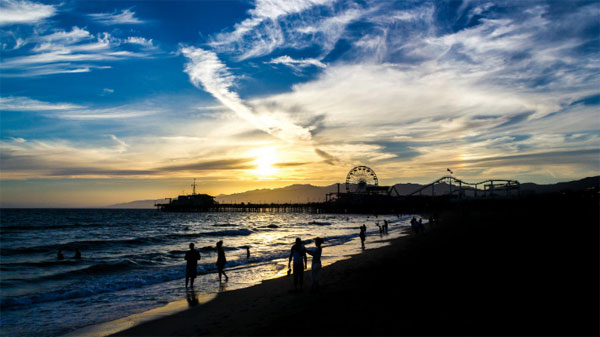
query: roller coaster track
[{"left": 408, "top": 176, "right": 520, "bottom": 197}]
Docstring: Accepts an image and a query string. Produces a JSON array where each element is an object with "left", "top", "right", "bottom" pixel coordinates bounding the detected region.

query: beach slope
[{"left": 116, "top": 193, "right": 599, "bottom": 336}]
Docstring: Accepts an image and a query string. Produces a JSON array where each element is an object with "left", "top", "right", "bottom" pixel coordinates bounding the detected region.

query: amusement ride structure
[{"left": 156, "top": 165, "right": 521, "bottom": 212}]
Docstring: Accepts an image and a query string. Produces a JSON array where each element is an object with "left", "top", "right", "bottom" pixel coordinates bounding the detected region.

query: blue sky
[{"left": 1, "top": 0, "right": 599, "bottom": 206}]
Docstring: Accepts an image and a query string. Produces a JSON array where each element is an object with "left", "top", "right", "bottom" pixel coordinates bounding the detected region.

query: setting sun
[{"left": 251, "top": 147, "right": 278, "bottom": 178}]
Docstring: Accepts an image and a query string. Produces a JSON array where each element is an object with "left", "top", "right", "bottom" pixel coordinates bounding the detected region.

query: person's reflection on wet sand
[{"left": 186, "top": 289, "right": 199, "bottom": 307}]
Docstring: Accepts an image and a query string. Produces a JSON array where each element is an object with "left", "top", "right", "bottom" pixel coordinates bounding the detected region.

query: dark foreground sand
[{"left": 116, "top": 193, "right": 599, "bottom": 336}]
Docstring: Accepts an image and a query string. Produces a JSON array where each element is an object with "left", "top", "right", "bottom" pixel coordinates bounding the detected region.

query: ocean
[{"left": 0, "top": 209, "right": 412, "bottom": 336}]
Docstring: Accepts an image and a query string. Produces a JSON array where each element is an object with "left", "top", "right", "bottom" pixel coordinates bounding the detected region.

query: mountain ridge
[{"left": 105, "top": 176, "right": 599, "bottom": 208}]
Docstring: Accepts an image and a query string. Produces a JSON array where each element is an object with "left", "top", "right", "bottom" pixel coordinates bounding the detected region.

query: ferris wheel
[{"left": 346, "top": 166, "right": 378, "bottom": 193}]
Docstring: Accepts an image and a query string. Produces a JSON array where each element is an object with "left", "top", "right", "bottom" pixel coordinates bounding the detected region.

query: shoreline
[
  {"left": 112, "top": 233, "right": 414, "bottom": 336},
  {"left": 64, "top": 229, "right": 408, "bottom": 337}
]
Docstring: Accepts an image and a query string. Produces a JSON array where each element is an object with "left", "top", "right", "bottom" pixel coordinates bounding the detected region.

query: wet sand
[{"left": 115, "top": 194, "right": 599, "bottom": 336}]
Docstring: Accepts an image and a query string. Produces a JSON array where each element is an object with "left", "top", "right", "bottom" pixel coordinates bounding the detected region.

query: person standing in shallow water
[
  {"left": 306, "top": 237, "right": 323, "bottom": 292},
  {"left": 216, "top": 241, "right": 228, "bottom": 282},
  {"left": 288, "top": 238, "right": 307, "bottom": 291},
  {"left": 359, "top": 225, "right": 366, "bottom": 249},
  {"left": 184, "top": 243, "right": 200, "bottom": 288}
]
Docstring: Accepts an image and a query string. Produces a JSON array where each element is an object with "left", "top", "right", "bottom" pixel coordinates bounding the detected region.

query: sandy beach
[{"left": 111, "top": 193, "right": 599, "bottom": 336}]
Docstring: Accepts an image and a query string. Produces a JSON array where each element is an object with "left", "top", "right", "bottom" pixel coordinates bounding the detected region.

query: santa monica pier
[{"left": 155, "top": 166, "right": 521, "bottom": 214}]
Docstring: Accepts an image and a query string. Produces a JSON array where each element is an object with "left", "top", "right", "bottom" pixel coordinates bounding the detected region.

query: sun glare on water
[{"left": 251, "top": 147, "right": 278, "bottom": 178}]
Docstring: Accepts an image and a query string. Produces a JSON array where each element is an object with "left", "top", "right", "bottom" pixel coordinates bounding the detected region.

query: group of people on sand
[
  {"left": 411, "top": 217, "right": 426, "bottom": 234},
  {"left": 184, "top": 237, "right": 324, "bottom": 292},
  {"left": 57, "top": 248, "right": 81, "bottom": 260},
  {"left": 288, "top": 237, "right": 323, "bottom": 292},
  {"left": 185, "top": 240, "right": 229, "bottom": 287},
  {"left": 376, "top": 220, "right": 389, "bottom": 235}
]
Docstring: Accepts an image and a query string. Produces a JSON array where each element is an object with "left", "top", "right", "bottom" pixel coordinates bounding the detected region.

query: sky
[{"left": 0, "top": 0, "right": 599, "bottom": 207}]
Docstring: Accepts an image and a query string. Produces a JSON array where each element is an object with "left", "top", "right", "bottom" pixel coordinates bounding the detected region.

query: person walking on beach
[
  {"left": 411, "top": 217, "right": 419, "bottom": 234},
  {"left": 185, "top": 243, "right": 200, "bottom": 288},
  {"left": 216, "top": 240, "right": 228, "bottom": 282},
  {"left": 288, "top": 238, "right": 307, "bottom": 291},
  {"left": 306, "top": 237, "right": 323, "bottom": 292},
  {"left": 359, "top": 225, "right": 366, "bottom": 249}
]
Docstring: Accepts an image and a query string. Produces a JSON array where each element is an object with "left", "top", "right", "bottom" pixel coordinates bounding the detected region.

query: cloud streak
[
  {"left": 267, "top": 55, "right": 326, "bottom": 71},
  {"left": 1, "top": 26, "right": 157, "bottom": 76},
  {"left": 88, "top": 9, "right": 144, "bottom": 25},
  {"left": 207, "top": 0, "right": 363, "bottom": 61},
  {"left": 0, "top": 96, "right": 84, "bottom": 111},
  {"left": 180, "top": 46, "right": 312, "bottom": 142},
  {"left": 0, "top": 0, "right": 56, "bottom": 26}
]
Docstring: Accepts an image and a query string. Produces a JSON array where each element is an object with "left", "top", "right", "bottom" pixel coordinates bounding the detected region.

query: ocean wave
[
  {"left": 201, "top": 228, "right": 252, "bottom": 236},
  {"left": 0, "top": 258, "right": 256, "bottom": 310},
  {"left": 0, "top": 225, "right": 402, "bottom": 311},
  {"left": 0, "top": 259, "right": 83, "bottom": 269},
  {"left": 212, "top": 223, "right": 239, "bottom": 227},
  {"left": 0, "top": 223, "right": 114, "bottom": 231},
  {"left": 308, "top": 221, "right": 331, "bottom": 226},
  {"left": 1, "top": 229, "right": 254, "bottom": 256},
  {"left": 35, "top": 260, "right": 139, "bottom": 282}
]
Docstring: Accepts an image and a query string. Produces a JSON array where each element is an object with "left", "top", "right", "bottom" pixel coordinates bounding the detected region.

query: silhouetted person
[
  {"left": 216, "top": 240, "right": 228, "bottom": 282},
  {"left": 359, "top": 225, "right": 366, "bottom": 249},
  {"left": 306, "top": 237, "right": 323, "bottom": 292},
  {"left": 288, "top": 238, "right": 307, "bottom": 291},
  {"left": 377, "top": 223, "right": 383, "bottom": 235},
  {"left": 411, "top": 217, "right": 419, "bottom": 234},
  {"left": 246, "top": 246, "right": 250, "bottom": 259},
  {"left": 57, "top": 250, "right": 64, "bottom": 260},
  {"left": 383, "top": 220, "right": 389, "bottom": 234},
  {"left": 74, "top": 248, "right": 81, "bottom": 259},
  {"left": 185, "top": 243, "right": 200, "bottom": 287}
]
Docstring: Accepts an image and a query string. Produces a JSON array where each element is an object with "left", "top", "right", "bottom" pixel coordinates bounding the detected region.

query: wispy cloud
[
  {"left": 207, "top": 0, "right": 363, "bottom": 60},
  {"left": 88, "top": 8, "right": 144, "bottom": 25},
  {"left": 0, "top": 96, "right": 158, "bottom": 119},
  {"left": 180, "top": 46, "right": 312, "bottom": 142},
  {"left": 1, "top": 27, "right": 157, "bottom": 76},
  {"left": 0, "top": 96, "right": 85, "bottom": 110},
  {"left": 267, "top": 55, "right": 325, "bottom": 71},
  {"left": 125, "top": 36, "right": 154, "bottom": 47},
  {"left": 0, "top": 0, "right": 56, "bottom": 26}
]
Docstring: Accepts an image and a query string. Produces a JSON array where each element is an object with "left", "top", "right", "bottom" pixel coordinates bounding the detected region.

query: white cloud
[
  {"left": 0, "top": 0, "right": 56, "bottom": 26},
  {"left": 125, "top": 36, "right": 154, "bottom": 47},
  {"left": 0, "top": 96, "right": 159, "bottom": 119},
  {"left": 208, "top": 0, "right": 362, "bottom": 60},
  {"left": 181, "top": 46, "right": 312, "bottom": 142},
  {"left": 109, "top": 134, "right": 129, "bottom": 153},
  {"left": 1, "top": 27, "right": 157, "bottom": 76},
  {"left": 0, "top": 96, "right": 84, "bottom": 110},
  {"left": 267, "top": 55, "right": 326, "bottom": 70},
  {"left": 88, "top": 8, "right": 144, "bottom": 25}
]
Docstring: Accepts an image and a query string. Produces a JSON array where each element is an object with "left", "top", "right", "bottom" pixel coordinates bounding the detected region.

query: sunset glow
[
  {"left": 251, "top": 147, "right": 279, "bottom": 178},
  {"left": 0, "top": 0, "right": 598, "bottom": 207}
]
